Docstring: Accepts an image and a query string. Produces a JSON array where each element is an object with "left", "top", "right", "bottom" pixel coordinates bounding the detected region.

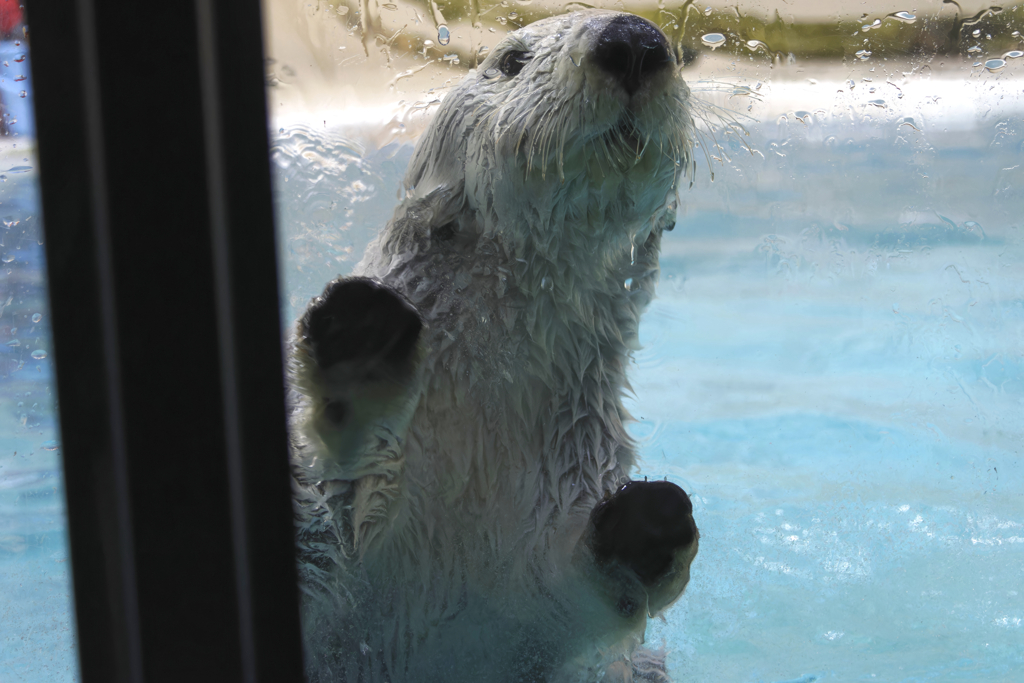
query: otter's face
[
  {"left": 478, "top": 11, "right": 691, "bottom": 169},
  {"left": 403, "top": 11, "right": 693, "bottom": 254}
]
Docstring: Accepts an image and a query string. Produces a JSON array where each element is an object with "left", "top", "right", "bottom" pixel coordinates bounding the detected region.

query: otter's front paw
[
  {"left": 295, "top": 278, "right": 424, "bottom": 463},
  {"left": 302, "top": 277, "right": 422, "bottom": 376},
  {"left": 587, "top": 480, "right": 699, "bottom": 615}
]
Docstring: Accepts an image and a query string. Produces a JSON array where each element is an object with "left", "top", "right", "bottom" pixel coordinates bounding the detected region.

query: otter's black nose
[
  {"left": 587, "top": 480, "right": 697, "bottom": 586},
  {"left": 593, "top": 15, "right": 672, "bottom": 97}
]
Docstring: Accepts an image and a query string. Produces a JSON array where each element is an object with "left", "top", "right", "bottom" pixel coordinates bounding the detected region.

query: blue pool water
[
  {"left": 0, "top": 163, "right": 75, "bottom": 678},
  {"left": 0, "top": 36, "right": 70, "bottom": 674},
  {"left": 3, "top": 48, "right": 1023, "bottom": 683}
]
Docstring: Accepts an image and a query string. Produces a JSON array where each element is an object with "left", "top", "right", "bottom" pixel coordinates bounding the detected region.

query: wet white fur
[{"left": 290, "top": 10, "right": 694, "bottom": 682}]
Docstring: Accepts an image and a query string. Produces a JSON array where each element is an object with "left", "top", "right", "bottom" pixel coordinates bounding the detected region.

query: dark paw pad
[
  {"left": 302, "top": 278, "right": 422, "bottom": 370},
  {"left": 588, "top": 480, "right": 697, "bottom": 586}
]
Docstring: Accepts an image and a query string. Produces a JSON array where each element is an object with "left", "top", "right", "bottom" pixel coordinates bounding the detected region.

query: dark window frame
[{"left": 26, "top": 1, "right": 304, "bottom": 681}]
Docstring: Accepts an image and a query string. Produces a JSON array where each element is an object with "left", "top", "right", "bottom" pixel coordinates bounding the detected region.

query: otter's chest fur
[{"left": 371, "top": 231, "right": 652, "bottom": 547}]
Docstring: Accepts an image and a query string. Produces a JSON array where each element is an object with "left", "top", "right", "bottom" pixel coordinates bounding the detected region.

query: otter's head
[{"left": 401, "top": 11, "right": 693, "bottom": 264}]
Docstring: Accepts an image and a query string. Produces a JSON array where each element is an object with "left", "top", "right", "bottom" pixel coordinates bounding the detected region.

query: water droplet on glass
[
  {"left": 508, "top": 11, "right": 518, "bottom": 19},
  {"left": 483, "top": 67, "right": 500, "bottom": 79},
  {"left": 42, "top": 440, "right": 59, "bottom": 451},
  {"left": 31, "top": 313, "right": 41, "bottom": 323},
  {"left": 984, "top": 59, "right": 1006, "bottom": 72},
  {"left": 5, "top": 339, "right": 19, "bottom": 347},
  {"left": 868, "top": 99, "right": 886, "bottom": 108},
  {"left": 1, "top": 254, "right": 13, "bottom": 263},
  {"left": 382, "top": 3, "right": 398, "bottom": 10},
  {"left": 31, "top": 349, "right": 47, "bottom": 360},
  {"left": 855, "top": 50, "right": 872, "bottom": 60},
  {"left": 13, "top": 75, "right": 26, "bottom": 82},
  {"left": 540, "top": 276, "right": 553, "bottom": 291},
  {"left": 704, "top": 6, "right": 712, "bottom": 16},
  {"left": 437, "top": 25, "right": 451, "bottom": 46},
  {"left": 13, "top": 53, "right": 25, "bottom": 62},
  {"left": 861, "top": 19, "right": 881, "bottom": 32},
  {"left": 623, "top": 277, "right": 635, "bottom": 291},
  {"left": 891, "top": 11, "right": 917, "bottom": 23},
  {"left": 972, "top": 29, "right": 981, "bottom": 37},
  {"left": 967, "top": 46, "right": 982, "bottom": 54},
  {"left": 478, "top": 45, "right": 490, "bottom": 57},
  {"left": 701, "top": 33, "right": 726, "bottom": 49},
  {"left": 1004, "top": 50, "right": 1023, "bottom": 60},
  {"left": 18, "top": 91, "right": 26, "bottom": 98}
]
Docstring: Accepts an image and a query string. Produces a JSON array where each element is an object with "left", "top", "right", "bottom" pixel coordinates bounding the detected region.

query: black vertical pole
[{"left": 26, "top": 0, "right": 304, "bottom": 681}]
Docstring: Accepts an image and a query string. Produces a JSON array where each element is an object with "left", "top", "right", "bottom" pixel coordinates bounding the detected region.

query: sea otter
[{"left": 289, "top": 10, "right": 699, "bottom": 682}]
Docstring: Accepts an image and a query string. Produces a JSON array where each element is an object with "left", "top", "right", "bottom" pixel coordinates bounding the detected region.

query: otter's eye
[{"left": 499, "top": 50, "right": 531, "bottom": 78}]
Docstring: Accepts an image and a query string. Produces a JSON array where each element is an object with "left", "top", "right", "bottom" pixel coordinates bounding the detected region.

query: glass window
[
  {"left": 266, "top": 1, "right": 1023, "bottom": 680},
  {"left": 0, "top": 6, "right": 79, "bottom": 681}
]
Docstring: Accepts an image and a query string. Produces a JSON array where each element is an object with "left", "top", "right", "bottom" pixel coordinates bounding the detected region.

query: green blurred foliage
[
  {"left": 321, "top": 0, "right": 1022, "bottom": 66},
  {"left": 670, "top": 3, "right": 1022, "bottom": 61}
]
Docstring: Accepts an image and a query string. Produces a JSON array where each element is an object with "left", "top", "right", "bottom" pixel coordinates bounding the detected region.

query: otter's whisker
[
  {"left": 692, "top": 97, "right": 757, "bottom": 124},
  {"left": 691, "top": 125, "right": 716, "bottom": 182},
  {"left": 587, "top": 136, "right": 609, "bottom": 179},
  {"left": 540, "top": 104, "right": 562, "bottom": 178},
  {"left": 688, "top": 100, "right": 733, "bottom": 168},
  {"left": 556, "top": 102, "right": 576, "bottom": 181},
  {"left": 686, "top": 91, "right": 759, "bottom": 159},
  {"left": 638, "top": 129, "right": 652, "bottom": 161}
]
